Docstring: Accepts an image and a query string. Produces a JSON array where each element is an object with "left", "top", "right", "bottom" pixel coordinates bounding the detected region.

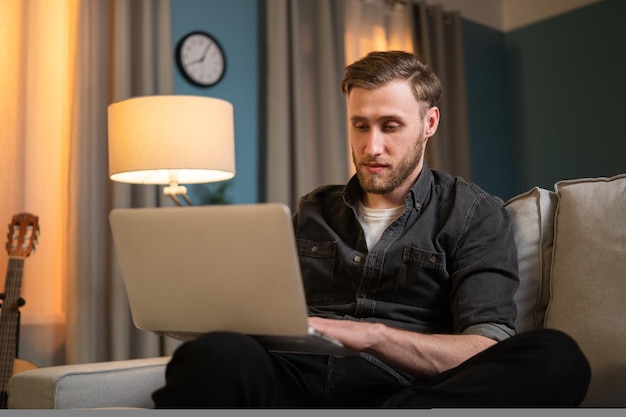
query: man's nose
[{"left": 364, "top": 129, "right": 384, "bottom": 156}]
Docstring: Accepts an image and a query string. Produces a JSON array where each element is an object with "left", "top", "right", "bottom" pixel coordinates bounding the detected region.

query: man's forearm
[
  {"left": 366, "top": 324, "right": 497, "bottom": 377},
  {"left": 308, "top": 317, "right": 496, "bottom": 378}
]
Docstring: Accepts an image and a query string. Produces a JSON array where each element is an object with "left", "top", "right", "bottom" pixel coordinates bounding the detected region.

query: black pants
[{"left": 152, "top": 328, "right": 590, "bottom": 408}]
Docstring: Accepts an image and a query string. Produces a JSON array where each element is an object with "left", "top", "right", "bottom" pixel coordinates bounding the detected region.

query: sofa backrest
[{"left": 504, "top": 173, "right": 626, "bottom": 407}]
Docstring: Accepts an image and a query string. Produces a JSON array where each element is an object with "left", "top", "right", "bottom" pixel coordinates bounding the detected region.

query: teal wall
[
  {"left": 505, "top": 0, "right": 626, "bottom": 193},
  {"left": 171, "top": 0, "right": 261, "bottom": 204},
  {"left": 463, "top": 20, "right": 516, "bottom": 200},
  {"left": 172, "top": 0, "right": 625, "bottom": 204},
  {"left": 464, "top": 0, "right": 626, "bottom": 200}
]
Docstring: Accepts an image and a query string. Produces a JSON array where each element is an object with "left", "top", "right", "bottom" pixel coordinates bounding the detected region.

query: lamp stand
[{"left": 163, "top": 182, "right": 194, "bottom": 206}]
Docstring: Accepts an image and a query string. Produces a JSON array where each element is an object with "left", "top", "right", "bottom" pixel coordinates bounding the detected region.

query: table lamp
[{"left": 107, "top": 95, "right": 236, "bottom": 206}]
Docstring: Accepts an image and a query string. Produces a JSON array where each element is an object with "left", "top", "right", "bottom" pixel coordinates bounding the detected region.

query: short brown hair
[{"left": 341, "top": 51, "right": 442, "bottom": 108}]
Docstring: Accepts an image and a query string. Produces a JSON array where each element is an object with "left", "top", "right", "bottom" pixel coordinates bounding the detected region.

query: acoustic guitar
[{"left": 0, "top": 213, "right": 39, "bottom": 408}]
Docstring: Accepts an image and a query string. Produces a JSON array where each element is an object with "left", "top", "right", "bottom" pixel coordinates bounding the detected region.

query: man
[{"left": 153, "top": 51, "right": 590, "bottom": 408}]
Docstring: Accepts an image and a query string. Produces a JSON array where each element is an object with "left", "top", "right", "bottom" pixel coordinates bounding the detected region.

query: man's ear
[{"left": 424, "top": 106, "right": 440, "bottom": 138}]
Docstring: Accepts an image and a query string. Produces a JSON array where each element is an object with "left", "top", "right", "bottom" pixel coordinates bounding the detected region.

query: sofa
[{"left": 7, "top": 174, "right": 626, "bottom": 408}]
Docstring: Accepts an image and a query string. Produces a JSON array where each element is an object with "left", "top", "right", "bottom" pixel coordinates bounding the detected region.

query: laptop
[{"left": 109, "top": 203, "right": 355, "bottom": 356}]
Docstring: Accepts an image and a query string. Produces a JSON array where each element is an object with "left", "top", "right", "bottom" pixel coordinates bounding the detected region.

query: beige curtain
[
  {"left": 67, "top": 0, "right": 180, "bottom": 364},
  {"left": 265, "top": 0, "right": 349, "bottom": 209},
  {"left": 1, "top": 0, "right": 177, "bottom": 366},
  {"left": 344, "top": 0, "right": 414, "bottom": 68},
  {"left": 413, "top": 1, "right": 471, "bottom": 180},
  {"left": 1, "top": 0, "right": 82, "bottom": 368}
]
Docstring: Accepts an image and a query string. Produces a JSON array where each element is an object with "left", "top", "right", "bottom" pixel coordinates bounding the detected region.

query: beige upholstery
[
  {"left": 545, "top": 174, "right": 626, "bottom": 407},
  {"left": 504, "top": 187, "right": 557, "bottom": 333},
  {"left": 7, "top": 357, "right": 169, "bottom": 409},
  {"left": 8, "top": 174, "right": 626, "bottom": 408}
]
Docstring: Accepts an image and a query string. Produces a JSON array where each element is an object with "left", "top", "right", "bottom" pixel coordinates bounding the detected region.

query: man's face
[{"left": 348, "top": 79, "right": 439, "bottom": 198}]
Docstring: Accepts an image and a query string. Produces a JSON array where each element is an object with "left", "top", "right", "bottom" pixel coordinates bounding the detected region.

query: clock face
[{"left": 176, "top": 32, "right": 225, "bottom": 87}]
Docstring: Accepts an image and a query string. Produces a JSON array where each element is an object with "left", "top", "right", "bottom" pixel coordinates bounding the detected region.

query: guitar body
[
  {"left": 12, "top": 358, "right": 37, "bottom": 375},
  {"left": 0, "top": 213, "right": 39, "bottom": 408},
  {"left": 0, "top": 358, "right": 38, "bottom": 407}
]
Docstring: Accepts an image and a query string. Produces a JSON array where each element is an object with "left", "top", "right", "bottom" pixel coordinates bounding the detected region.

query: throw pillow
[
  {"left": 545, "top": 173, "right": 626, "bottom": 406},
  {"left": 504, "top": 187, "right": 557, "bottom": 333}
]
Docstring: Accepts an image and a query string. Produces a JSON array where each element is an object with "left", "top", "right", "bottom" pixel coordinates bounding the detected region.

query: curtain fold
[
  {"left": 413, "top": 1, "right": 471, "bottom": 180},
  {"left": 1, "top": 0, "right": 76, "bottom": 367},
  {"left": 344, "top": 0, "right": 414, "bottom": 65},
  {"left": 265, "top": 0, "right": 349, "bottom": 209},
  {"left": 0, "top": 0, "right": 27, "bottom": 239},
  {"left": 66, "top": 0, "right": 177, "bottom": 364}
]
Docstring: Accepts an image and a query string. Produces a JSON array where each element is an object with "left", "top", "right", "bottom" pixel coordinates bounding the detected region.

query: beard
[{"left": 353, "top": 139, "right": 425, "bottom": 195}]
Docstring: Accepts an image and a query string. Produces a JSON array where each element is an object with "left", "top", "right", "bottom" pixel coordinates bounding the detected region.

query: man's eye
[
  {"left": 354, "top": 123, "right": 368, "bottom": 131},
  {"left": 384, "top": 124, "right": 400, "bottom": 131}
]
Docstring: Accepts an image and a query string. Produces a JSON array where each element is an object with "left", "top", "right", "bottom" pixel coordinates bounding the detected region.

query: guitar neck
[
  {"left": 0, "top": 257, "right": 24, "bottom": 407},
  {"left": 1, "top": 212, "right": 38, "bottom": 408}
]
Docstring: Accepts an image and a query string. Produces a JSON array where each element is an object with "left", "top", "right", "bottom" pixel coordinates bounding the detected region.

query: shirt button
[
  {"left": 353, "top": 255, "right": 362, "bottom": 263},
  {"left": 311, "top": 245, "right": 318, "bottom": 253},
  {"left": 415, "top": 201, "right": 422, "bottom": 209},
  {"left": 429, "top": 255, "right": 437, "bottom": 264}
]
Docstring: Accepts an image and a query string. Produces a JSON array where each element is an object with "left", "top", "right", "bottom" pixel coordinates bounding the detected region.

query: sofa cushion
[
  {"left": 544, "top": 174, "right": 626, "bottom": 407},
  {"left": 504, "top": 187, "right": 557, "bottom": 333}
]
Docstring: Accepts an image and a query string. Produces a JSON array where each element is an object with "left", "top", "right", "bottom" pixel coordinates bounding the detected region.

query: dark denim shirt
[{"left": 292, "top": 165, "right": 518, "bottom": 341}]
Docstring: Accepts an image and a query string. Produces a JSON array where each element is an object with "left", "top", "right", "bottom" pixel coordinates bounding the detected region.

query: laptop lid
[{"left": 109, "top": 203, "right": 312, "bottom": 339}]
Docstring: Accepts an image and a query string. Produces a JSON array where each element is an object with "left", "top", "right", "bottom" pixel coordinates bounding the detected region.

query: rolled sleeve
[{"left": 450, "top": 198, "right": 519, "bottom": 338}]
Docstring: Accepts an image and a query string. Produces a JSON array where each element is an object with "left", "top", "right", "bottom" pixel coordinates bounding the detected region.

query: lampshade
[{"left": 107, "top": 95, "right": 236, "bottom": 185}]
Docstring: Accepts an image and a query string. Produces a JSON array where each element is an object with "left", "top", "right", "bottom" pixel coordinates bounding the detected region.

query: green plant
[{"left": 193, "top": 181, "right": 233, "bottom": 205}]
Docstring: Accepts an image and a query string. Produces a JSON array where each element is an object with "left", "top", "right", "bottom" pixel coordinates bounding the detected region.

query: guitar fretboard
[{"left": 0, "top": 257, "right": 25, "bottom": 407}]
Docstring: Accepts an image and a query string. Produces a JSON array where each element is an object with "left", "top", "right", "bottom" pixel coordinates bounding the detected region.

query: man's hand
[
  {"left": 308, "top": 316, "right": 382, "bottom": 351},
  {"left": 308, "top": 316, "right": 496, "bottom": 377}
]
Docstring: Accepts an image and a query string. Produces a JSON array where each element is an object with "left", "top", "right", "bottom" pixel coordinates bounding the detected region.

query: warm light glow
[
  {"left": 107, "top": 95, "right": 236, "bottom": 186},
  {"left": 0, "top": 0, "right": 72, "bottom": 358},
  {"left": 343, "top": 0, "right": 414, "bottom": 65},
  {"left": 0, "top": 1, "right": 26, "bottom": 234}
]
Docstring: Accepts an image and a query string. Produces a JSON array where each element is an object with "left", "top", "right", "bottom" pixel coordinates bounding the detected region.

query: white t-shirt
[{"left": 356, "top": 201, "right": 405, "bottom": 250}]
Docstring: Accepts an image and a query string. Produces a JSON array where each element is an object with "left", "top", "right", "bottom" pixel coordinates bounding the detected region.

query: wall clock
[{"left": 175, "top": 31, "right": 226, "bottom": 87}]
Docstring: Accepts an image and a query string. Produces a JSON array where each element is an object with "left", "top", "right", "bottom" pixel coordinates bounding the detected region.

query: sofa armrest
[{"left": 8, "top": 356, "right": 170, "bottom": 409}]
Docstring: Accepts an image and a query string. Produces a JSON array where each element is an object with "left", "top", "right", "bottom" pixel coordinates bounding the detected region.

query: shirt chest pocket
[
  {"left": 296, "top": 239, "right": 337, "bottom": 304},
  {"left": 393, "top": 245, "right": 449, "bottom": 308}
]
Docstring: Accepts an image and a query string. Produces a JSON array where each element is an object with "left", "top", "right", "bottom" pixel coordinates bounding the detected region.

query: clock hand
[
  {"left": 186, "top": 43, "right": 213, "bottom": 66},
  {"left": 200, "top": 43, "right": 213, "bottom": 61}
]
